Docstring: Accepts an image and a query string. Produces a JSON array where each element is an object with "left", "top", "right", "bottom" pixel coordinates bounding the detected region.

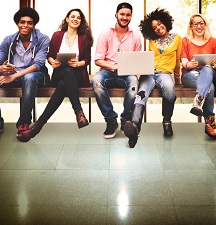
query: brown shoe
[
  {"left": 75, "top": 110, "right": 89, "bottom": 129},
  {"left": 205, "top": 116, "right": 216, "bottom": 138},
  {"left": 16, "top": 121, "right": 43, "bottom": 142}
]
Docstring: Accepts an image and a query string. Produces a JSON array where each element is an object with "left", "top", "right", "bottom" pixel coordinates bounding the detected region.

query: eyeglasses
[{"left": 192, "top": 21, "right": 206, "bottom": 27}]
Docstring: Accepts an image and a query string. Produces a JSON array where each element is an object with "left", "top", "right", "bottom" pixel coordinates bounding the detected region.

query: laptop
[
  {"left": 117, "top": 51, "right": 154, "bottom": 76},
  {"left": 56, "top": 53, "right": 77, "bottom": 66},
  {"left": 194, "top": 54, "right": 216, "bottom": 66}
]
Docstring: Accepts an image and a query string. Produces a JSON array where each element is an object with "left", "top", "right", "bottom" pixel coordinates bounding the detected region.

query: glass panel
[
  {"left": 35, "top": 0, "right": 89, "bottom": 37},
  {"left": 35, "top": 0, "right": 89, "bottom": 74},
  {"left": 91, "top": 0, "right": 144, "bottom": 74},
  {"left": 147, "top": 0, "right": 198, "bottom": 37},
  {"left": 202, "top": 1, "right": 216, "bottom": 36},
  {"left": 0, "top": 1, "right": 19, "bottom": 43}
]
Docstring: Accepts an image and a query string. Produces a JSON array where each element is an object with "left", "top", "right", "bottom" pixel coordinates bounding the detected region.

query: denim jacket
[{"left": 0, "top": 28, "right": 50, "bottom": 72}]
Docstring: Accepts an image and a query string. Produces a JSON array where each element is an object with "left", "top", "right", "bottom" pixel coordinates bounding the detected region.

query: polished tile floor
[{"left": 0, "top": 122, "right": 216, "bottom": 225}]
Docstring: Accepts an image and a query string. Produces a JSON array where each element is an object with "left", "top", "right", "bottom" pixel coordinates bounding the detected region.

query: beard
[{"left": 117, "top": 18, "right": 130, "bottom": 28}]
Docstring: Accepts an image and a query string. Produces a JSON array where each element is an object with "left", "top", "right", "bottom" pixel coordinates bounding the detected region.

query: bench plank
[{"left": 0, "top": 85, "right": 200, "bottom": 123}]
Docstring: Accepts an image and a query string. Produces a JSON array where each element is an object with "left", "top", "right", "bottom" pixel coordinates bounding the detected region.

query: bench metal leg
[
  {"left": 88, "top": 97, "right": 91, "bottom": 123},
  {"left": 33, "top": 99, "right": 36, "bottom": 122},
  {"left": 144, "top": 105, "right": 147, "bottom": 123}
]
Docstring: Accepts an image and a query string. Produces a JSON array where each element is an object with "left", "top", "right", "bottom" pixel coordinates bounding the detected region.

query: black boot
[
  {"left": 162, "top": 98, "right": 175, "bottom": 137},
  {"left": 124, "top": 103, "right": 145, "bottom": 148},
  {"left": 162, "top": 119, "right": 173, "bottom": 137}
]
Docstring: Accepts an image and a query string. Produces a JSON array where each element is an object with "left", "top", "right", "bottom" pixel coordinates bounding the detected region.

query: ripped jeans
[
  {"left": 135, "top": 73, "right": 176, "bottom": 120},
  {"left": 182, "top": 66, "right": 216, "bottom": 118},
  {"left": 92, "top": 69, "right": 138, "bottom": 122}
]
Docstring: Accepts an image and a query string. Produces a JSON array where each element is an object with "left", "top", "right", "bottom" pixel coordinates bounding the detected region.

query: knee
[
  {"left": 92, "top": 73, "right": 102, "bottom": 88},
  {"left": 134, "top": 90, "right": 146, "bottom": 104},
  {"left": 127, "top": 76, "right": 138, "bottom": 92},
  {"left": 23, "top": 73, "right": 36, "bottom": 85},
  {"left": 58, "top": 79, "right": 65, "bottom": 87},
  {"left": 164, "top": 94, "right": 176, "bottom": 103}
]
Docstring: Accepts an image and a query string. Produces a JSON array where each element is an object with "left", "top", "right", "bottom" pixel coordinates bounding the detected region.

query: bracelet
[{"left": 185, "top": 61, "right": 189, "bottom": 69}]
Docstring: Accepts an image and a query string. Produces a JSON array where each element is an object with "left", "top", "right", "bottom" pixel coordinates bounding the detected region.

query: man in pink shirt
[{"left": 92, "top": 2, "right": 142, "bottom": 139}]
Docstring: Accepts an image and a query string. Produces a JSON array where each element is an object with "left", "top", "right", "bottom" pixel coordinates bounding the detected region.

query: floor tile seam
[
  {"left": 0, "top": 203, "right": 215, "bottom": 207},
  {"left": 0, "top": 149, "right": 15, "bottom": 170},
  {"left": 54, "top": 144, "right": 65, "bottom": 170}
]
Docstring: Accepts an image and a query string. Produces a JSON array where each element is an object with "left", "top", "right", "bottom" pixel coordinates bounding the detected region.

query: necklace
[
  {"left": 66, "top": 33, "right": 77, "bottom": 50},
  {"left": 156, "top": 33, "right": 176, "bottom": 53}
]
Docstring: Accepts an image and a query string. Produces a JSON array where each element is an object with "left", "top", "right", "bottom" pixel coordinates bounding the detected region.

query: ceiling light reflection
[{"left": 117, "top": 185, "right": 129, "bottom": 219}]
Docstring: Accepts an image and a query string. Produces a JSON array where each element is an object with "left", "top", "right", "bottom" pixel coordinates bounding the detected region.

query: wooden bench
[{"left": 0, "top": 84, "right": 201, "bottom": 123}]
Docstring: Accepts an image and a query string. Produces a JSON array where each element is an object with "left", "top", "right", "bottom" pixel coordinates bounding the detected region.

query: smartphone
[{"left": 6, "top": 63, "right": 16, "bottom": 68}]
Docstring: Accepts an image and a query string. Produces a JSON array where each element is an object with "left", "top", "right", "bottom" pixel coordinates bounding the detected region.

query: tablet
[
  {"left": 194, "top": 54, "right": 216, "bottom": 66},
  {"left": 56, "top": 53, "right": 77, "bottom": 66}
]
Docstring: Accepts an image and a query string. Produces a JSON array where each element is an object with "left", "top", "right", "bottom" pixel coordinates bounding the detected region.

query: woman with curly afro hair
[{"left": 124, "top": 8, "right": 182, "bottom": 148}]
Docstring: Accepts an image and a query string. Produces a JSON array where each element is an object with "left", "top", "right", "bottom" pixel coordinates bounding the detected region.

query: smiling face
[
  {"left": 116, "top": 8, "right": 132, "bottom": 28},
  {"left": 151, "top": 20, "right": 168, "bottom": 38},
  {"left": 17, "top": 16, "right": 35, "bottom": 37},
  {"left": 66, "top": 10, "right": 81, "bottom": 29},
  {"left": 190, "top": 16, "right": 206, "bottom": 37}
]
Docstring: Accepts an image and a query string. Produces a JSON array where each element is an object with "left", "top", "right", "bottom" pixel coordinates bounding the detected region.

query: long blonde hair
[{"left": 185, "top": 14, "right": 212, "bottom": 41}]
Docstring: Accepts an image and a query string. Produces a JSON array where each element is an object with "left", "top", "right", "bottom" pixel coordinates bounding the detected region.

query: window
[{"left": 0, "top": 2, "right": 19, "bottom": 43}]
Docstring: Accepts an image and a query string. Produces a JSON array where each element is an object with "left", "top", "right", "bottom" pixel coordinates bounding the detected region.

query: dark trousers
[{"left": 38, "top": 67, "right": 84, "bottom": 124}]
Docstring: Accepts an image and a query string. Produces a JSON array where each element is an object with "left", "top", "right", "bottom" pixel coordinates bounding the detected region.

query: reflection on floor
[{"left": 0, "top": 122, "right": 216, "bottom": 225}]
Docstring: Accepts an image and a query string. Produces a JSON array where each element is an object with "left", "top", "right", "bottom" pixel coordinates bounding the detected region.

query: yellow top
[{"left": 149, "top": 33, "right": 182, "bottom": 84}]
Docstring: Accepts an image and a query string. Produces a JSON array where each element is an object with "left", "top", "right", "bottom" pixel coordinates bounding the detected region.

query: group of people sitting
[{"left": 0, "top": 2, "right": 216, "bottom": 148}]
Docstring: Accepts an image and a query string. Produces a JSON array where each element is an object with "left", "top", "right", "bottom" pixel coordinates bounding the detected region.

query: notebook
[
  {"left": 194, "top": 54, "right": 216, "bottom": 66},
  {"left": 56, "top": 53, "right": 77, "bottom": 66},
  {"left": 117, "top": 51, "right": 154, "bottom": 76}
]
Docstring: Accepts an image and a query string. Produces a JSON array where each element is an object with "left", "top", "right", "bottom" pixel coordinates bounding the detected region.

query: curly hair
[
  {"left": 14, "top": 7, "right": 39, "bottom": 25},
  {"left": 58, "top": 8, "right": 93, "bottom": 47},
  {"left": 139, "top": 8, "right": 173, "bottom": 40}
]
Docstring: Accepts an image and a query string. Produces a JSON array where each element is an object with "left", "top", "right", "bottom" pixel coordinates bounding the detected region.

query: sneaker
[
  {"left": 103, "top": 119, "right": 118, "bottom": 139},
  {"left": 16, "top": 124, "right": 29, "bottom": 135},
  {"left": 190, "top": 94, "right": 205, "bottom": 116},
  {"left": 0, "top": 117, "right": 4, "bottom": 133},
  {"left": 124, "top": 121, "right": 139, "bottom": 148}
]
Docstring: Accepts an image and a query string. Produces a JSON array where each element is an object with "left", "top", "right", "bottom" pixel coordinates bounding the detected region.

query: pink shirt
[{"left": 95, "top": 24, "right": 142, "bottom": 67}]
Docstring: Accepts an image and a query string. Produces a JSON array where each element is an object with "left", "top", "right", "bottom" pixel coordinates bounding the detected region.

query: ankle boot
[
  {"left": 16, "top": 121, "right": 44, "bottom": 142},
  {"left": 205, "top": 116, "right": 216, "bottom": 138},
  {"left": 75, "top": 110, "right": 89, "bottom": 129},
  {"left": 124, "top": 103, "right": 145, "bottom": 148},
  {"left": 190, "top": 94, "right": 205, "bottom": 116},
  {"left": 162, "top": 119, "right": 173, "bottom": 137}
]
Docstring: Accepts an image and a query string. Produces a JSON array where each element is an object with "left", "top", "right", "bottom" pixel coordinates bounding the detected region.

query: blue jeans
[
  {"left": 182, "top": 66, "right": 216, "bottom": 118},
  {"left": 136, "top": 73, "right": 176, "bottom": 120},
  {"left": 2, "top": 72, "right": 44, "bottom": 127},
  {"left": 92, "top": 69, "right": 138, "bottom": 122}
]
